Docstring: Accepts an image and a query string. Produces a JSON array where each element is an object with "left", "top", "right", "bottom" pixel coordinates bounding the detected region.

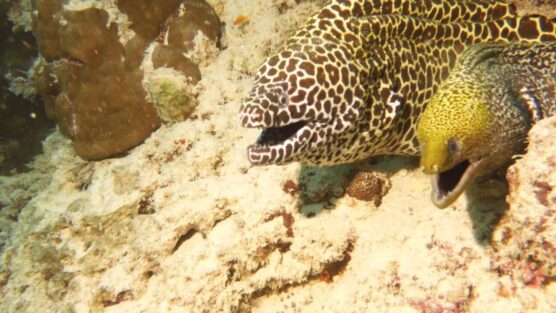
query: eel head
[
  {"left": 417, "top": 79, "right": 496, "bottom": 208},
  {"left": 239, "top": 42, "right": 366, "bottom": 166}
]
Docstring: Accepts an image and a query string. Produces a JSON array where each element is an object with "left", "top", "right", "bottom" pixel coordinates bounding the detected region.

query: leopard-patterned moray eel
[
  {"left": 239, "top": 0, "right": 555, "bottom": 166},
  {"left": 418, "top": 42, "right": 556, "bottom": 208}
]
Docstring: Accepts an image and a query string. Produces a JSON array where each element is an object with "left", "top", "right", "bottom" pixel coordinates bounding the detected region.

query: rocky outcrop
[{"left": 492, "top": 116, "right": 556, "bottom": 291}]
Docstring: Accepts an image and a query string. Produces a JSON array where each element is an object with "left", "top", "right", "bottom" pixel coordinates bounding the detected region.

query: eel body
[
  {"left": 417, "top": 42, "right": 556, "bottom": 208},
  {"left": 239, "top": 0, "right": 556, "bottom": 166}
]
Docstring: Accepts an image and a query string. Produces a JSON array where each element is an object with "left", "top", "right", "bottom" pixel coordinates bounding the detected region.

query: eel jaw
[
  {"left": 430, "top": 158, "right": 483, "bottom": 208},
  {"left": 247, "top": 121, "right": 314, "bottom": 165}
]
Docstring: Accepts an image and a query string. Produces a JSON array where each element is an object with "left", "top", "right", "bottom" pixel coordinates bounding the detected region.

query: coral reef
[
  {"left": 152, "top": 45, "right": 201, "bottom": 81},
  {"left": 492, "top": 116, "right": 556, "bottom": 290},
  {"left": 148, "top": 75, "right": 200, "bottom": 123},
  {"left": 30, "top": 1, "right": 161, "bottom": 159},
  {"left": 30, "top": 0, "right": 64, "bottom": 61},
  {"left": 117, "top": 0, "right": 182, "bottom": 40},
  {"left": 166, "top": 0, "right": 222, "bottom": 52},
  {"left": 2, "top": 1, "right": 556, "bottom": 312},
  {"left": 30, "top": 0, "right": 221, "bottom": 159}
]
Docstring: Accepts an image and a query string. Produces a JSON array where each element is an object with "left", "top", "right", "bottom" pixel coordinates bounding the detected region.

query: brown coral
[
  {"left": 117, "top": 0, "right": 182, "bottom": 40},
  {"left": 152, "top": 45, "right": 201, "bottom": 83},
  {"left": 30, "top": 0, "right": 64, "bottom": 60},
  {"left": 30, "top": 0, "right": 222, "bottom": 159},
  {"left": 59, "top": 9, "right": 124, "bottom": 64},
  {"left": 32, "top": 4, "right": 161, "bottom": 159},
  {"left": 52, "top": 60, "right": 160, "bottom": 159},
  {"left": 167, "top": 0, "right": 222, "bottom": 52}
]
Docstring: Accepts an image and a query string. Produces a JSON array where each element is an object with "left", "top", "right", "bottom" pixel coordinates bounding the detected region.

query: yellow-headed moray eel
[
  {"left": 239, "top": 0, "right": 556, "bottom": 166},
  {"left": 418, "top": 42, "right": 556, "bottom": 208}
]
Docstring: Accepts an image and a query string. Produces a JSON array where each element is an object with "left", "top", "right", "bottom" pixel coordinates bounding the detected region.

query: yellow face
[{"left": 417, "top": 82, "right": 494, "bottom": 174}]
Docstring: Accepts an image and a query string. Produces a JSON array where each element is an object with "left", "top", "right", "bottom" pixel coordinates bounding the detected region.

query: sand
[{"left": 1, "top": 1, "right": 555, "bottom": 312}]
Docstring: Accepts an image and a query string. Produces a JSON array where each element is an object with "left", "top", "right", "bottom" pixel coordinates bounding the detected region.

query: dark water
[{"left": 0, "top": 4, "right": 55, "bottom": 176}]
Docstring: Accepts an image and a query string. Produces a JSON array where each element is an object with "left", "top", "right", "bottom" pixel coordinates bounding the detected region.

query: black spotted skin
[{"left": 239, "top": 0, "right": 556, "bottom": 166}]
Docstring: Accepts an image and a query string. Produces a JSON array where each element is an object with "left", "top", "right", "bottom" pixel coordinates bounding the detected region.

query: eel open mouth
[
  {"left": 254, "top": 121, "right": 307, "bottom": 146},
  {"left": 431, "top": 159, "right": 482, "bottom": 208},
  {"left": 247, "top": 121, "right": 311, "bottom": 165}
]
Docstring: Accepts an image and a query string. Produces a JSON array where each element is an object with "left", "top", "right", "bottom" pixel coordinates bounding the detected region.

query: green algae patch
[{"left": 148, "top": 77, "right": 197, "bottom": 123}]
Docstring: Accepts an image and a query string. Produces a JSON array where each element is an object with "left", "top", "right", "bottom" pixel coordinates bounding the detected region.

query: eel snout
[{"left": 240, "top": 87, "right": 319, "bottom": 165}]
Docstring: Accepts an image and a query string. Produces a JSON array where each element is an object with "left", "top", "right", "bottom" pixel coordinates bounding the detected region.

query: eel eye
[
  {"left": 278, "top": 93, "right": 289, "bottom": 108},
  {"left": 447, "top": 138, "right": 460, "bottom": 156}
]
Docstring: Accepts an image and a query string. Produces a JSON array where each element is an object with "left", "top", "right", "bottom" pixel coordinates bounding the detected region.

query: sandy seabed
[{"left": 1, "top": 0, "right": 556, "bottom": 312}]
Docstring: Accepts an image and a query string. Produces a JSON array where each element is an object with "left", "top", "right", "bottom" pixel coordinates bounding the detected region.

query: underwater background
[{"left": 1, "top": 0, "right": 556, "bottom": 312}]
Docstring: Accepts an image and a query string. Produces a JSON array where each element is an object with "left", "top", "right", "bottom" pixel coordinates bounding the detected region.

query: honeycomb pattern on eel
[{"left": 239, "top": 0, "right": 556, "bottom": 166}]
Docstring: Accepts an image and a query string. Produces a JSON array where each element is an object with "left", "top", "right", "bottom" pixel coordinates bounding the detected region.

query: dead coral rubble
[{"left": 30, "top": 0, "right": 221, "bottom": 159}]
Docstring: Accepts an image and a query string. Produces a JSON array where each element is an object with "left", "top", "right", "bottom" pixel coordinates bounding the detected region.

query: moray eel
[
  {"left": 418, "top": 42, "right": 556, "bottom": 208},
  {"left": 239, "top": 0, "right": 556, "bottom": 166}
]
